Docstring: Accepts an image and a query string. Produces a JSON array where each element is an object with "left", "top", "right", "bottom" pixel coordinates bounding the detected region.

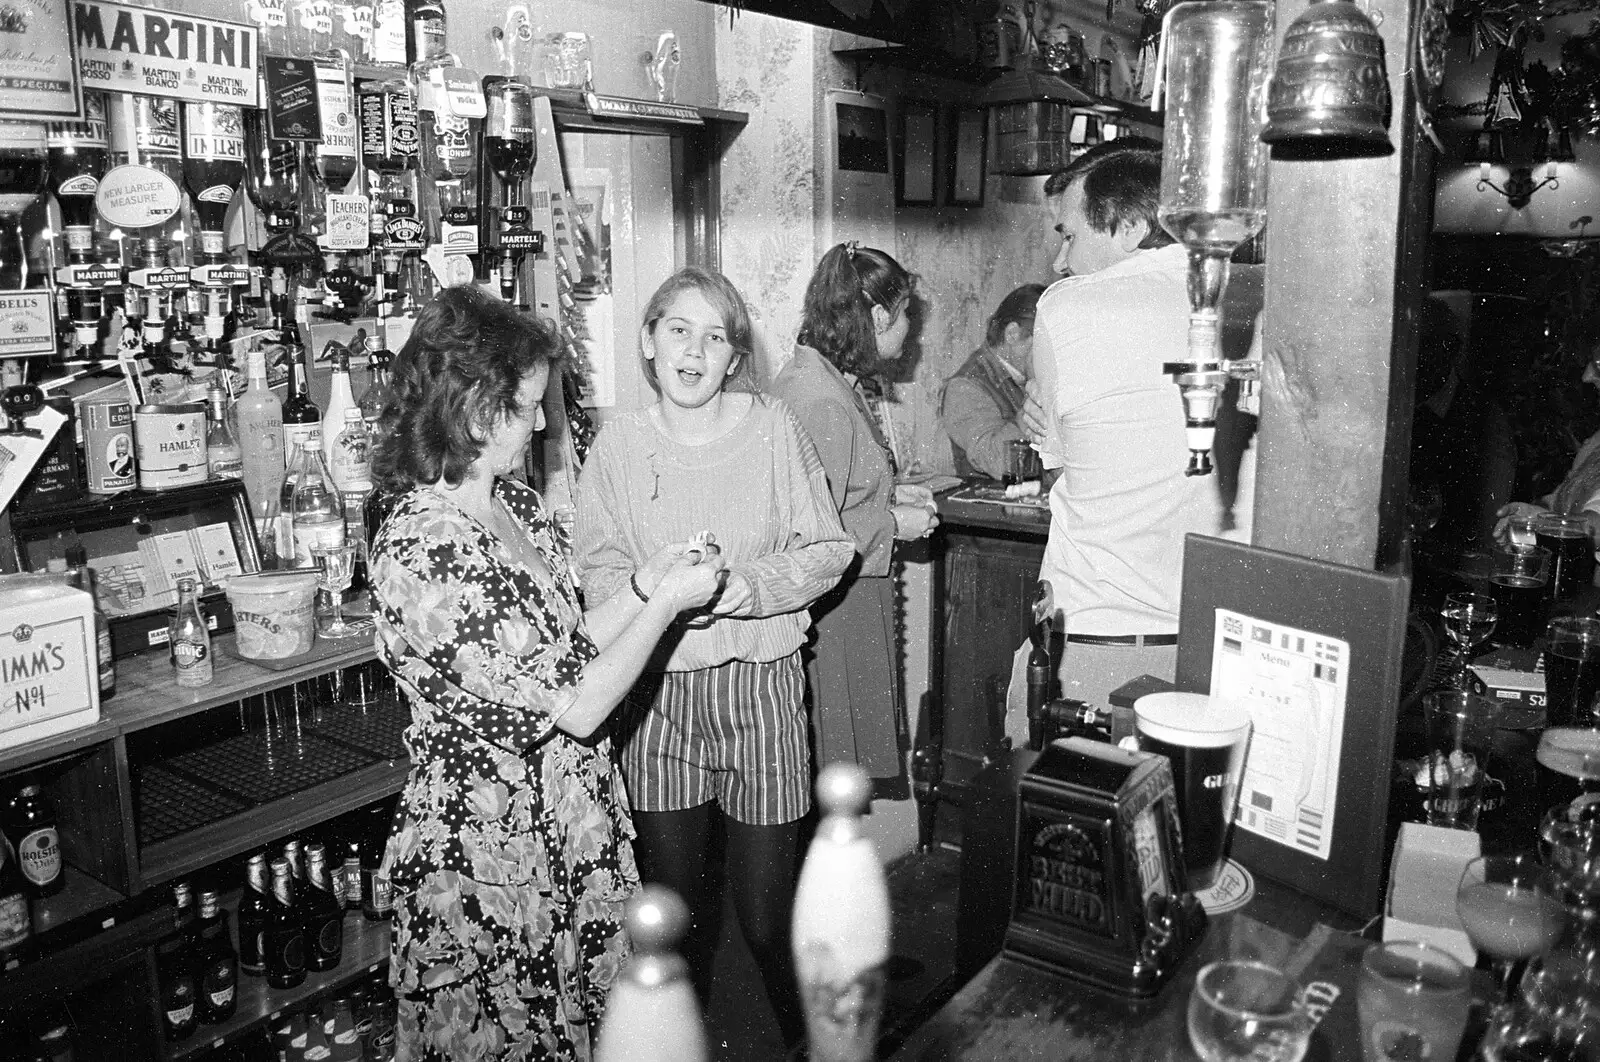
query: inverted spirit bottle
[
  {"left": 104, "top": 93, "right": 189, "bottom": 352},
  {"left": 0, "top": 121, "right": 47, "bottom": 289},
  {"left": 182, "top": 102, "right": 250, "bottom": 351}
]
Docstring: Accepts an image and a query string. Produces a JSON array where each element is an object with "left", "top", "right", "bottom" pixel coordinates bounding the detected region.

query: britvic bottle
[{"left": 168, "top": 578, "right": 213, "bottom": 688}]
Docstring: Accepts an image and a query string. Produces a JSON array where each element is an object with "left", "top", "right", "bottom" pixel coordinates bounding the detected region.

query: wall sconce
[{"left": 1477, "top": 161, "right": 1559, "bottom": 210}]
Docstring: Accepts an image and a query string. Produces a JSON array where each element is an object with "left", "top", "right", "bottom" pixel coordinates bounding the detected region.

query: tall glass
[
  {"left": 1545, "top": 617, "right": 1600, "bottom": 728},
  {"left": 1536, "top": 726, "right": 1600, "bottom": 818},
  {"left": 1356, "top": 941, "right": 1471, "bottom": 1062},
  {"left": 1421, "top": 690, "right": 1503, "bottom": 830},
  {"left": 1534, "top": 512, "right": 1595, "bottom": 604},
  {"left": 1133, "top": 692, "right": 1252, "bottom": 891},
  {"left": 1490, "top": 546, "right": 1550, "bottom": 649}
]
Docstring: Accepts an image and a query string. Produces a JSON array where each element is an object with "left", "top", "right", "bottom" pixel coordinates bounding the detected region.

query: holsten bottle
[
  {"left": 168, "top": 578, "right": 213, "bottom": 688},
  {"left": 2, "top": 785, "right": 61, "bottom": 899}
]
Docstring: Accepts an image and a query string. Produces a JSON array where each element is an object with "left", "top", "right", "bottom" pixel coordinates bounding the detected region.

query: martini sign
[{"left": 74, "top": 1, "right": 259, "bottom": 108}]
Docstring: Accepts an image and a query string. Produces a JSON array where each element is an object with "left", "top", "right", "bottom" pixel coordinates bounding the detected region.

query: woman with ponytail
[{"left": 770, "top": 243, "right": 939, "bottom": 782}]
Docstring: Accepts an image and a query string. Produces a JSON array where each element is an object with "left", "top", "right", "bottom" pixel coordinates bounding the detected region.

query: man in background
[
  {"left": 1009, "top": 137, "right": 1259, "bottom": 729},
  {"left": 940, "top": 283, "right": 1046, "bottom": 479}
]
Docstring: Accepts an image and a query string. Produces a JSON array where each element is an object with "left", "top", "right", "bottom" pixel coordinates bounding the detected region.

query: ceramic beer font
[
  {"left": 793, "top": 763, "right": 890, "bottom": 1062},
  {"left": 594, "top": 884, "right": 708, "bottom": 1062},
  {"left": 1003, "top": 737, "right": 1207, "bottom": 997},
  {"left": 1154, "top": 0, "right": 1276, "bottom": 476}
]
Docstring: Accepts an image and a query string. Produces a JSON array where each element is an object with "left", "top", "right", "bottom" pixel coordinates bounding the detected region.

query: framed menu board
[
  {"left": 0, "top": 0, "right": 82, "bottom": 120},
  {"left": 1174, "top": 534, "right": 1411, "bottom": 917}
]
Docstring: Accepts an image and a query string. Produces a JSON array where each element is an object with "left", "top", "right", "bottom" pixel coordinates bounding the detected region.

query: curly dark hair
[
  {"left": 797, "top": 243, "right": 913, "bottom": 377},
  {"left": 372, "top": 285, "right": 563, "bottom": 492},
  {"left": 1043, "top": 137, "right": 1173, "bottom": 251}
]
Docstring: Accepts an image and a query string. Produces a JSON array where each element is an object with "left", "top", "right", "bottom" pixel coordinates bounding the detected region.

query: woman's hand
[
  {"left": 709, "top": 570, "right": 757, "bottom": 617},
  {"left": 895, "top": 482, "right": 935, "bottom": 509},
  {"left": 635, "top": 541, "right": 702, "bottom": 596},
  {"left": 892, "top": 503, "right": 940, "bottom": 541},
  {"left": 652, "top": 552, "right": 727, "bottom": 614},
  {"left": 1493, "top": 501, "right": 1547, "bottom": 546}
]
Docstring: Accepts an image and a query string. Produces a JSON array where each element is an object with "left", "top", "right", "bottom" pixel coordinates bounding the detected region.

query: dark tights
[{"left": 631, "top": 805, "right": 805, "bottom": 1049}]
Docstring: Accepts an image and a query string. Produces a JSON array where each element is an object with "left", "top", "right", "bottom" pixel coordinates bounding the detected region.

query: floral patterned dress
[{"left": 370, "top": 479, "right": 638, "bottom": 1062}]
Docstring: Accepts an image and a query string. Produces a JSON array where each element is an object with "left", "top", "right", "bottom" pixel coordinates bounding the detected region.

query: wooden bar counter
[
  {"left": 919, "top": 481, "right": 1051, "bottom": 845},
  {"left": 898, "top": 746, "right": 1491, "bottom": 1062}
]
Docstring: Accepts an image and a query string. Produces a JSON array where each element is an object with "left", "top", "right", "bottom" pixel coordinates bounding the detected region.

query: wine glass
[
  {"left": 1441, "top": 591, "right": 1497, "bottom": 660},
  {"left": 311, "top": 541, "right": 372, "bottom": 639},
  {"left": 1186, "top": 960, "right": 1312, "bottom": 1062},
  {"left": 1479, "top": 951, "right": 1600, "bottom": 1061},
  {"left": 1457, "top": 854, "right": 1567, "bottom": 1019}
]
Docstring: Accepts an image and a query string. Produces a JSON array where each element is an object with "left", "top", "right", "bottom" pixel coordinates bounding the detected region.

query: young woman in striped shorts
[{"left": 574, "top": 267, "right": 853, "bottom": 1048}]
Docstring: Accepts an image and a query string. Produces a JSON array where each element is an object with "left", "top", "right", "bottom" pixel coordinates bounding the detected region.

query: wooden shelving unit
[
  {"left": 0, "top": 630, "right": 403, "bottom": 1054},
  {"left": 168, "top": 910, "right": 390, "bottom": 1061}
]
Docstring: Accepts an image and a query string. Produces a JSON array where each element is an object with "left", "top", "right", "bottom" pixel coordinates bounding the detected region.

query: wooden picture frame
[
  {"left": 895, "top": 99, "right": 937, "bottom": 207},
  {"left": 946, "top": 105, "right": 987, "bottom": 207},
  {"left": 1174, "top": 535, "right": 1411, "bottom": 918},
  {"left": 833, "top": 95, "right": 890, "bottom": 175}
]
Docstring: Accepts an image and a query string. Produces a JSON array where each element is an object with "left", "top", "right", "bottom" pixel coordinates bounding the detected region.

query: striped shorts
[{"left": 616, "top": 652, "right": 811, "bottom": 826}]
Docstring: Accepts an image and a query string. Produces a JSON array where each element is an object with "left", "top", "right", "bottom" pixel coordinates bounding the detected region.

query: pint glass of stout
[
  {"left": 1134, "top": 692, "right": 1252, "bottom": 892},
  {"left": 1544, "top": 616, "right": 1600, "bottom": 729},
  {"left": 1533, "top": 512, "right": 1596, "bottom": 604}
]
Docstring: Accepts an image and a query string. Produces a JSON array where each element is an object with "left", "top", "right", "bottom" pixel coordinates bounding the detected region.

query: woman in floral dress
[{"left": 368, "top": 286, "right": 725, "bottom": 1061}]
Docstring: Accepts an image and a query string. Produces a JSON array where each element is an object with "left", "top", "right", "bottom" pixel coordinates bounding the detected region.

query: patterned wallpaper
[{"left": 717, "top": 13, "right": 1070, "bottom": 477}]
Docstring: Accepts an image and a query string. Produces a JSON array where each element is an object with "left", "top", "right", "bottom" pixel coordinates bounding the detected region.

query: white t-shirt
[{"left": 1033, "top": 243, "right": 1257, "bottom": 635}]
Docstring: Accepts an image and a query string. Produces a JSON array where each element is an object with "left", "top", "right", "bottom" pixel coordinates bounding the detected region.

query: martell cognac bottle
[
  {"left": 182, "top": 102, "right": 247, "bottom": 259},
  {"left": 0, "top": 121, "right": 47, "bottom": 289}
]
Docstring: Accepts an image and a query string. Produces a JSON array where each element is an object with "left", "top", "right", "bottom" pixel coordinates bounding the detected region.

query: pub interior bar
[{"left": 0, "top": 0, "right": 1596, "bottom": 1058}]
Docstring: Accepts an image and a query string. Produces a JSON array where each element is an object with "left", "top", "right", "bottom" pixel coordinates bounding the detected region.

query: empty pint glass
[{"left": 1134, "top": 692, "right": 1252, "bottom": 891}]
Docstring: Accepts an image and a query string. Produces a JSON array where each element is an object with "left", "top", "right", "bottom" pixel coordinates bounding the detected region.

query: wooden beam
[{"left": 1253, "top": 0, "right": 1435, "bottom": 571}]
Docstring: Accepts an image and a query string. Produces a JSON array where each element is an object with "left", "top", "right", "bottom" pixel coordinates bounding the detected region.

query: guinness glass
[{"left": 1134, "top": 692, "right": 1252, "bottom": 891}]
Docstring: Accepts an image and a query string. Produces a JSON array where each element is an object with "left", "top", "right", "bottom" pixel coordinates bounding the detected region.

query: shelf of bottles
[
  {"left": 151, "top": 803, "right": 399, "bottom": 1060},
  {"left": 0, "top": 0, "right": 545, "bottom": 584}
]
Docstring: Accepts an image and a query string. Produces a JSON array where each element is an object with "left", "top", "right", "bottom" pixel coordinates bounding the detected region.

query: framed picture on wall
[
  {"left": 896, "top": 99, "right": 937, "bottom": 207},
  {"left": 947, "top": 105, "right": 987, "bottom": 207},
  {"left": 834, "top": 95, "right": 890, "bottom": 174}
]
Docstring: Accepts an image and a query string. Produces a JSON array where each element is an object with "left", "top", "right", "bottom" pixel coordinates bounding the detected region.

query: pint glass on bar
[{"left": 1134, "top": 693, "right": 1252, "bottom": 891}]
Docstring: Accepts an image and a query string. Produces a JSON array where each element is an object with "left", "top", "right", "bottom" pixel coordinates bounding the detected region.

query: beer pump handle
[{"left": 595, "top": 885, "right": 708, "bottom": 1062}]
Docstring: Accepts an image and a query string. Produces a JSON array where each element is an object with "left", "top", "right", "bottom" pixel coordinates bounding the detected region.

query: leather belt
[{"left": 1066, "top": 633, "right": 1179, "bottom": 647}]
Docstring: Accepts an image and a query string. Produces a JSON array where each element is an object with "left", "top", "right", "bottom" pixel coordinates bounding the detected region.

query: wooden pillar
[{"left": 1253, "top": 0, "right": 1437, "bottom": 571}]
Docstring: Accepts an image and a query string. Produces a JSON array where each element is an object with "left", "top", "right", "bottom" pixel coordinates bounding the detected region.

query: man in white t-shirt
[{"left": 1006, "top": 138, "right": 1259, "bottom": 733}]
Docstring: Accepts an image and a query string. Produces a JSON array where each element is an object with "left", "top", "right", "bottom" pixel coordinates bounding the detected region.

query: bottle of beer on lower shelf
[
  {"left": 282, "top": 838, "right": 305, "bottom": 887},
  {"left": 265, "top": 857, "right": 307, "bottom": 989},
  {"left": 3, "top": 784, "right": 62, "bottom": 899},
  {"left": 340, "top": 837, "right": 363, "bottom": 912},
  {"left": 238, "top": 852, "right": 270, "bottom": 978},
  {"left": 361, "top": 807, "right": 394, "bottom": 922},
  {"left": 0, "top": 830, "right": 33, "bottom": 971},
  {"left": 158, "top": 882, "right": 200, "bottom": 1041},
  {"left": 195, "top": 889, "right": 238, "bottom": 1024},
  {"left": 302, "top": 843, "right": 345, "bottom": 971},
  {"left": 328, "top": 995, "right": 360, "bottom": 1062}
]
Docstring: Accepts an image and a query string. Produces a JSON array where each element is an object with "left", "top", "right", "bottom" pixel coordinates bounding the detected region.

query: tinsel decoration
[{"left": 554, "top": 262, "right": 597, "bottom": 466}]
